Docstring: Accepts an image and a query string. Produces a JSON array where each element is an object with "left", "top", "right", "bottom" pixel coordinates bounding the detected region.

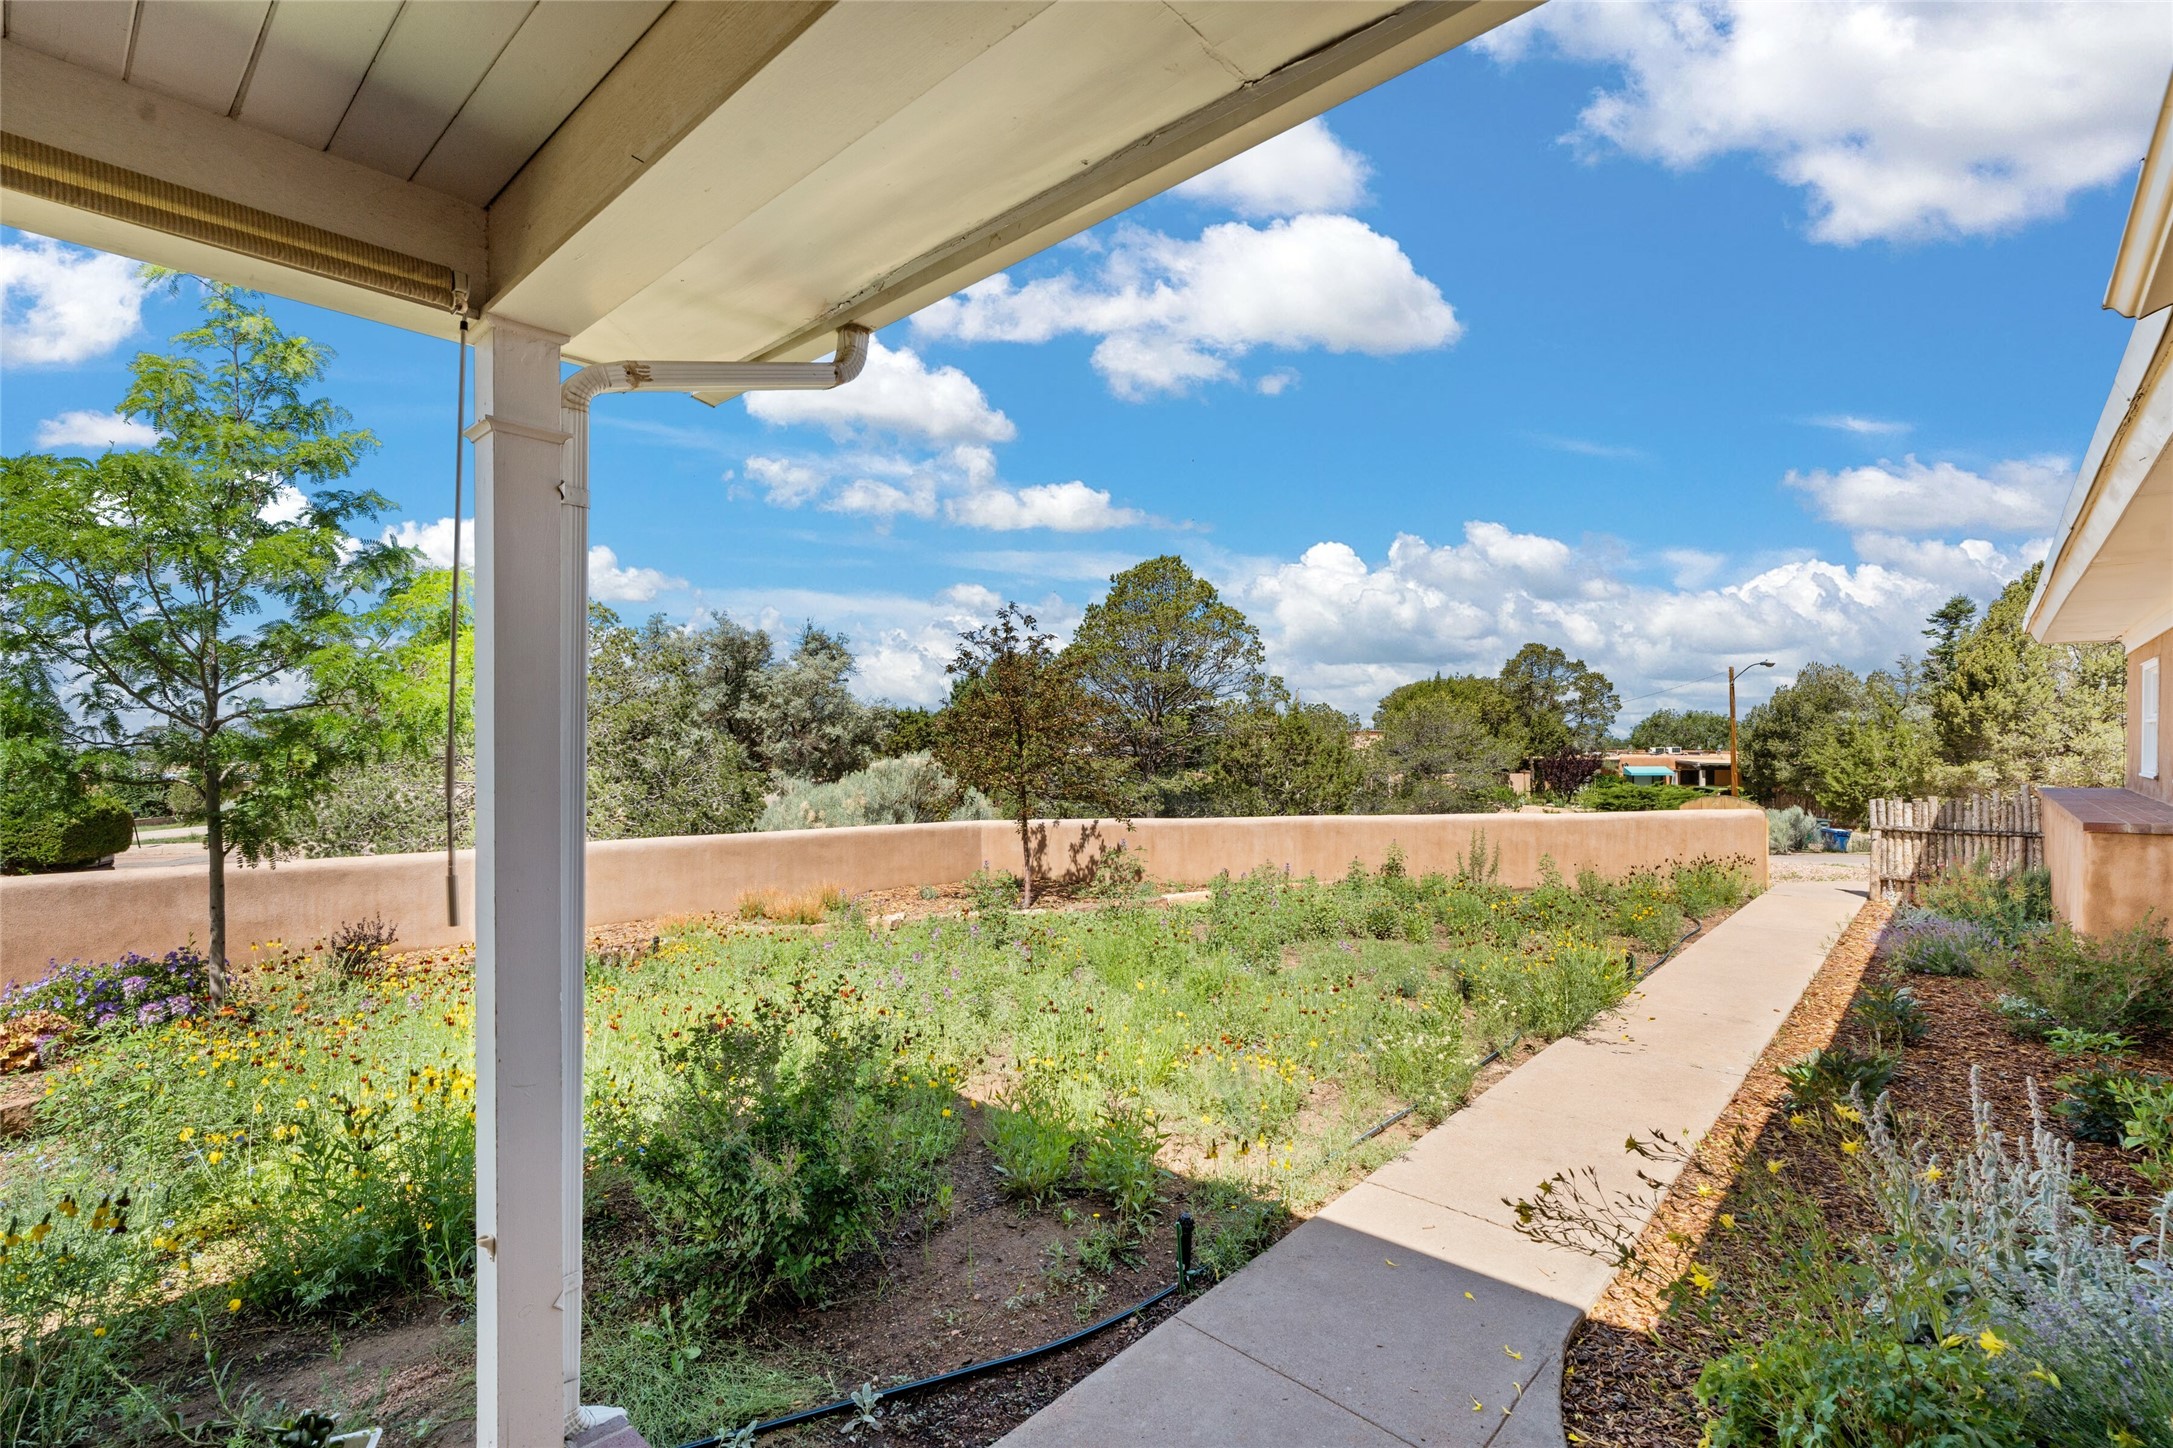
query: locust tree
[
  {"left": 0, "top": 284, "right": 406, "bottom": 995},
  {"left": 935, "top": 604, "right": 1134, "bottom": 905}
]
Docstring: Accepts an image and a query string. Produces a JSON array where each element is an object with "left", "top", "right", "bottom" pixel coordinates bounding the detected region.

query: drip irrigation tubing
[
  {"left": 1350, "top": 913, "right": 1709, "bottom": 1148},
  {"left": 673, "top": 1215, "right": 1195, "bottom": 1447}
]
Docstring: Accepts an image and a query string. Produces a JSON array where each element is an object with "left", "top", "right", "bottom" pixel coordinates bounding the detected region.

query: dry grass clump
[{"left": 734, "top": 884, "right": 846, "bottom": 924}]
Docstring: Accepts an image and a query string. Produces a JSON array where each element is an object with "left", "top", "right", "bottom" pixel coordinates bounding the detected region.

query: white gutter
[
  {"left": 2107, "top": 70, "right": 2173, "bottom": 319},
  {"left": 2026, "top": 307, "right": 2173, "bottom": 642},
  {"left": 558, "top": 323, "right": 870, "bottom": 509}
]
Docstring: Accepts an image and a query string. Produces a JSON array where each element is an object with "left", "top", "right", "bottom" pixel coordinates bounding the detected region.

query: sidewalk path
[{"left": 997, "top": 880, "right": 1867, "bottom": 1448}]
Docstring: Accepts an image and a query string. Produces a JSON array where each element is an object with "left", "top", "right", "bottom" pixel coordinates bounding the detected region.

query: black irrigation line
[
  {"left": 1350, "top": 913, "right": 1709, "bottom": 1148},
  {"left": 674, "top": 1216, "right": 1196, "bottom": 1447}
]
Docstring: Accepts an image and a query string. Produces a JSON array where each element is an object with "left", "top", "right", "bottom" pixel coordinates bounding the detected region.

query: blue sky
[{"left": 6, "top": 2, "right": 2169, "bottom": 723}]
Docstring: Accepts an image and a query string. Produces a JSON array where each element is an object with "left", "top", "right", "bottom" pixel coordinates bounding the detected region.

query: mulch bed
[{"left": 1561, "top": 905, "right": 2173, "bottom": 1447}]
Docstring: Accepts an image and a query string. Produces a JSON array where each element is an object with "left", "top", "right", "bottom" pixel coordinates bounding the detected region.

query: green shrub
[
  {"left": 1917, "top": 859, "right": 2053, "bottom": 943},
  {"left": 1696, "top": 1327, "right": 2026, "bottom": 1448},
  {"left": 1080, "top": 1099, "right": 1165, "bottom": 1234},
  {"left": 1985, "top": 919, "right": 2173, "bottom": 1040},
  {"left": 1577, "top": 776, "right": 1712, "bottom": 812},
  {"left": 987, "top": 1083, "right": 1079, "bottom": 1206},
  {"left": 1085, "top": 843, "right": 1149, "bottom": 901},
  {"left": 0, "top": 789, "right": 133, "bottom": 872},
  {"left": 2111, "top": 1074, "right": 2173, "bottom": 1187},
  {"left": 2054, "top": 1067, "right": 2162, "bottom": 1146},
  {"left": 1765, "top": 805, "right": 1822, "bottom": 854},
  {"left": 756, "top": 752, "right": 995, "bottom": 831},
  {"left": 247, "top": 1079, "right": 476, "bottom": 1313},
  {"left": 1852, "top": 981, "right": 1928, "bottom": 1048},
  {"left": 966, "top": 866, "right": 1023, "bottom": 914},
  {"left": 610, "top": 983, "right": 959, "bottom": 1324},
  {"left": 1885, "top": 909, "right": 2003, "bottom": 977},
  {"left": 1670, "top": 855, "right": 1755, "bottom": 918},
  {"left": 1779, "top": 1046, "right": 1899, "bottom": 1110},
  {"left": 1459, "top": 939, "right": 1632, "bottom": 1041}
]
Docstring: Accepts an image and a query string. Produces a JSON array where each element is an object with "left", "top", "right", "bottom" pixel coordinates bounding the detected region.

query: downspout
[
  {"left": 560, "top": 325, "right": 871, "bottom": 500},
  {"left": 551, "top": 324, "right": 868, "bottom": 1442}
]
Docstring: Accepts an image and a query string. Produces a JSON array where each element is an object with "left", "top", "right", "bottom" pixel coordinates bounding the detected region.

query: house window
[{"left": 2144, "top": 657, "right": 2161, "bottom": 779}]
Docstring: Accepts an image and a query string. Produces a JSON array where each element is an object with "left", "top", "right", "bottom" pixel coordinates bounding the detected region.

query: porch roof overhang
[
  {"left": 2028, "top": 67, "right": 2173, "bottom": 651},
  {"left": 3, "top": 0, "right": 1531, "bottom": 398}
]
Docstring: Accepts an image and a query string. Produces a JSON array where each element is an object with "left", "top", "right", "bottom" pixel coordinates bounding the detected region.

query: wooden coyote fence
[{"left": 1868, "top": 792, "right": 2042, "bottom": 902}]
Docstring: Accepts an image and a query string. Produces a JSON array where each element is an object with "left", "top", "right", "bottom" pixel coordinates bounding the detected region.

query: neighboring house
[
  {"left": 2025, "top": 69, "right": 2173, "bottom": 934},
  {"left": 1606, "top": 750, "right": 1736, "bottom": 790}
]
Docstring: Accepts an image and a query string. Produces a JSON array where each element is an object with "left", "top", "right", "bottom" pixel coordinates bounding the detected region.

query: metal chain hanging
[{"left": 446, "top": 315, "right": 468, "bottom": 926}]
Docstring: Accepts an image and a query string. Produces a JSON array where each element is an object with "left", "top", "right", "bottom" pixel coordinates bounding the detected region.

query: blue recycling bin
[{"left": 1820, "top": 826, "right": 1852, "bottom": 852}]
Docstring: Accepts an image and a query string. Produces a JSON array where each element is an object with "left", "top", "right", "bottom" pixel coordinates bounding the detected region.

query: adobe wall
[{"left": 0, "top": 810, "right": 1767, "bottom": 985}]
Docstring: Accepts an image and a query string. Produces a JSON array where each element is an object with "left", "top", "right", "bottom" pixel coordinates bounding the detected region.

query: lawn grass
[{"left": 2, "top": 848, "right": 1756, "bottom": 1445}]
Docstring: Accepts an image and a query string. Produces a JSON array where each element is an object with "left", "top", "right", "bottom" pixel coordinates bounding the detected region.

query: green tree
[
  {"left": 1371, "top": 683, "right": 1518, "bottom": 811},
  {"left": 1625, "top": 708, "right": 1731, "bottom": 752},
  {"left": 1737, "top": 662, "right": 1868, "bottom": 807},
  {"left": 1921, "top": 593, "right": 1977, "bottom": 688},
  {"left": 1803, "top": 676, "right": 1940, "bottom": 826},
  {"left": 1498, "top": 643, "right": 1620, "bottom": 754},
  {"left": 878, "top": 706, "right": 943, "bottom": 757},
  {"left": 1204, "top": 682, "right": 1363, "bottom": 816},
  {"left": 935, "top": 604, "right": 1134, "bottom": 904},
  {"left": 587, "top": 609, "right": 765, "bottom": 839},
  {"left": 1065, "top": 555, "right": 1266, "bottom": 783},
  {"left": 1373, "top": 674, "right": 1528, "bottom": 757},
  {"left": 741, "top": 625, "right": 883, "bottom": 782},
  {"left": 1929, "top": 566, "right": 2124, "bottom": 791},
  {"left": 0, "top": 658, "right": 135, "bottom": 871},
  {"left": 1, "top": 284, "right": 405, "bottom": 992}
]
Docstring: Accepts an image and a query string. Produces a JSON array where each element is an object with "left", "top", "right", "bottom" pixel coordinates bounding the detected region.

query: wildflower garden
[
  {"left": 1553, "top": 861, "right": 2173, "bottom": 1448},
  {"left": 1, "top": 848, "right": 1753, "bottom": 1446}
]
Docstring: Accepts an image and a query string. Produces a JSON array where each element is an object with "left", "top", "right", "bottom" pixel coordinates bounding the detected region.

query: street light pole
[{"left": 1728, "top": 660, "right": 1777, "bottom": 797}]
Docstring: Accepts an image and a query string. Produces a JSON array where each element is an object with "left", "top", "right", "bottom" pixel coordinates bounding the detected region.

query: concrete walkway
[{"left": 997, "top": 879, "right": 1866, "bottom": 1448}]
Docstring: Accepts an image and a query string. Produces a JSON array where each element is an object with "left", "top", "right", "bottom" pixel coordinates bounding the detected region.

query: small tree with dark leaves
[
  {"left": 1529, "top": 753, "right": 1604, "bottom": 798},
  {"left": 934, "top": 604, "right": 1134, "bottom": 905}
]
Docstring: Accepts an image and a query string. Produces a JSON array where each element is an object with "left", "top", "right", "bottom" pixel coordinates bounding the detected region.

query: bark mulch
[{"left": 1561, "top": 901, "right": 2173, "bottom": 1447}]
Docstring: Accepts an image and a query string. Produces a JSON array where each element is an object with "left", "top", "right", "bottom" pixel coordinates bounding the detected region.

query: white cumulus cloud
[
  {"left": 914, "top": 214, "right": 1459, "bottom": 399},
  {"left": 1, "top": 235, "right": 150, "bottom": 364},
  {"left": 34, "top": 409, "right": 158, "bottom": 450},
  {"left": 258, "top": 485, "right": 310, "bottom": 527},
  {"left": 1784, "top": 454, "right": 2070, "bottom": 533},
  {"left": 1172, "top": 117, "right": 1373, "bottom": 218},
  {"left": 946, "top": 481, "right": 1145, "bottom": 533},
  {"left": 1229, "top": 526, "right": 1974, "bottom": 718},
  {"left": 1850, "top": 532, "right": 2050, "bottom": 592},
  {"left": 1480, "top": 1, "right": 2170, "bottom": 244},
  {"left": 589, "top": 545, "right": 686, "bottom": 603},
  {"left": 745, "top": 338, "right": 1015, "bottom": 445},
  {"left": 744, "top": 443, "right": 1156, "bottom": 534},
  {"left": 383, "top": 517, "right": 476, "bottom": 570}
]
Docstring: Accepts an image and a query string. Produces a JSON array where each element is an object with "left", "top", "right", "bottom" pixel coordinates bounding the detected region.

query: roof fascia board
[
  {"left": 0, "top": 39, "right": 485, "bottom": 322},
  {"left": 2028, "top": 306, "right": 2173, "bottom": 642},
  {"left": 2107, "top": 69, "right": 2173, "bottom": 319},
  {"left": 720, "top": 0, "right": 1533, "bottom": 378},
  {"left": 486, "top": 1, "right": 1049, "bottom": 346},
  {"left": 481, "top": 0, "right": 839, "bottom": 310}
]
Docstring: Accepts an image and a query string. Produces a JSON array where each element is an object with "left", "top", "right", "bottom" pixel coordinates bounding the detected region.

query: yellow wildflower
[{"left": 1978, "top": 1329, "right": 2008, "bottom": 1358}]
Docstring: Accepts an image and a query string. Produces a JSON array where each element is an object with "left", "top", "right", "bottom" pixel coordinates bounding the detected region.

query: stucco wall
[
  {"left": 2131, "top": 626, "right": 2172, "bottom": 806},
  {"left": 2041, "top": 798, "right": 2173, "bottom": 936},
  {"left": 0, "top": 810, "right": 1766, "bottom": 985}
]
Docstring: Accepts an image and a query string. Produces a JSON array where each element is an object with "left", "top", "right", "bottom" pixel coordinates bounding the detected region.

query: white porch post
[{"left": 470, "top": 314, "right": 587, "bottom": 1447}]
